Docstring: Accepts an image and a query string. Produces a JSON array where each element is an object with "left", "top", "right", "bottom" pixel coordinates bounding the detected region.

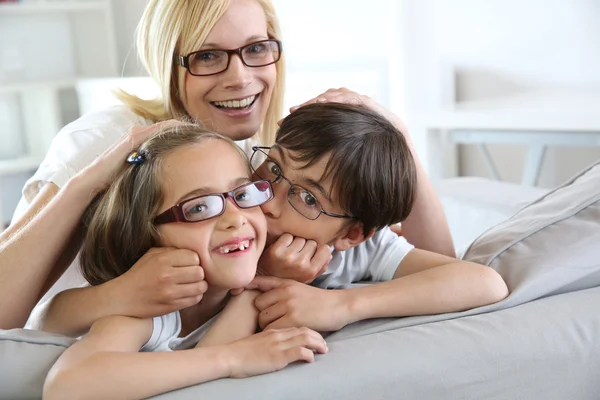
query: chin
[{"left": 222, "top": 124, "right": 261, "bottom": 142}]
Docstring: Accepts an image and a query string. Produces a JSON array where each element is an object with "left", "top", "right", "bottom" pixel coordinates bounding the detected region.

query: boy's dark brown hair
[
  {"left": 276, "top": 102, "right": 417, "bottom": 236},
  {"left": 79, "top": 123, "right": 249, "bottom": 286}
]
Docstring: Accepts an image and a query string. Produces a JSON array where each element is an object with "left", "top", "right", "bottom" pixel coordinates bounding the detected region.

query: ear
[{"left": 332, "top": 222, "right": 376, "bottom": 252}]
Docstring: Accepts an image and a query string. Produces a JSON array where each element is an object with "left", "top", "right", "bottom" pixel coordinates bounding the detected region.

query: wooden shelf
[
  {"left": 0, "top": 1, "right": 107, "bottom": 15},
  {"left": 0, "top": 156, "right": 40, "bottom": 175}
]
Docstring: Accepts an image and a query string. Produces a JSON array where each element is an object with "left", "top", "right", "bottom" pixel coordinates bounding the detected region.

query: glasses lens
[
  {"left": 242, "top": 40, "right": 280, "bottom": 67},
  {"left": 233, "top": 181, "right": 273, "bottom": 208},
  {"left": 188, "top": 50, "right": 229, "bottom": 75},
  {"left": 251, "top": 150, "right": 281, "bottom": 182},
  {"left": 288, "top": 185, "right": 321, "bottom": 220},
  {"left": 182, "top": 195, "right": 224, "bottom": 222}
]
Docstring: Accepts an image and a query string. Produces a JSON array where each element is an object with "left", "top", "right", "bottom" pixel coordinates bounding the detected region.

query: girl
[{"left": 43, "top": 123, "right": 327, "bottom": 399}]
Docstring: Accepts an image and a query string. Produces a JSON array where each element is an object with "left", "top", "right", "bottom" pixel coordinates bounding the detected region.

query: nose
[
  {"left": 218, "top": 197, "right": 247, "bottom": 230},
  {"left": 222, "top": 54, "right": 252, "bottom": 90},
  {"left": 260, "top": 180, "right": 287, "bottom": 218}
]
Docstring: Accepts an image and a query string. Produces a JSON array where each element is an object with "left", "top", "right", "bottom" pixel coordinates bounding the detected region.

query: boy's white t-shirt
[
  {"left": 142, "top": 227, "right": 413, "bottom": 352},
  {"left": 14, "top": 105, "right": 256, "bottom": 310}
]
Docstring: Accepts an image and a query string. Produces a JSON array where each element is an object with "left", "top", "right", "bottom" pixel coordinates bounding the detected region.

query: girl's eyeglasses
[{"left": 154, "top": 180, "right": 273, "bottom": 225}]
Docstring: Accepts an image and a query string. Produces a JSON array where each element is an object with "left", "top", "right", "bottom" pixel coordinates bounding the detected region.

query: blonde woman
[{"left": 1, "top": 0, "right": 453, "bottom": 330}]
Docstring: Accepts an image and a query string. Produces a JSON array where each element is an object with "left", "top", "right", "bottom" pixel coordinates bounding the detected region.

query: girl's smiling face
[
  {"left": 182, "top": 0, "right": 277, "bottom": 141},
  {"left": 156, "top": 139, "right": 267, "bottom": 290}
]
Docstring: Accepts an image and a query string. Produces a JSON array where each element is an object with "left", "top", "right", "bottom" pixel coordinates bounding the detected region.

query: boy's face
[{"left": 255, "top": 146, "right": 353, "bottom": 248}]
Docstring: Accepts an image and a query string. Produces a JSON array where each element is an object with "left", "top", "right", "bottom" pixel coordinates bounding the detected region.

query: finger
[
  {"left": 245, "top": 276, "right": 287, "bottom": 292},
  {"left": 286, "top": 237, "right": 307, "bottom": 254},
  {"left": 283, "top": 329, "right": 328, "bottom": 354},
  {"left": 174, "top": 281, "right": 208, "bottom": 298},
  {"left": 258, "top": 302, "right": 288, "bottom": 329},
  {"left": 310, "top": 245, "right": 332, "bottom": 271},
  {"left": 273, "top": 233, "right": 294, "bottom": 248},
  {"left": 284, "top": 347, "right": 315, "bottom": 363},
  {"left": 298, "top": 239, "right": 317, "bottom": 256},
  {"left": 254, "top": 288, "right": 286, "bottom": 311},
  {"left": 170, "top": 295, "right": 204, "bottom": 311},
  {"left": 172, "top": 265, "right": 204, "bottom": 284},
  {"left": 157, "top": 248, "right": 200, "bottom": 267}
]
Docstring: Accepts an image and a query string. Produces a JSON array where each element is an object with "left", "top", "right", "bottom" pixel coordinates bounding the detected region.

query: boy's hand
[
  {"left": 257, "top": 234, "right": 332, "bottom": 283},
  {"left": 246, "top": 276, "right": 351, "bottom": 332},
  {"left": 110, "top": 247, "right": 207, "bottom": 318}
]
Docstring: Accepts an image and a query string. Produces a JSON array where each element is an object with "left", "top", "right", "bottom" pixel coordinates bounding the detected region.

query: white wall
[{"left": 402, "top": 0, "right": 600, "bottom": 187}]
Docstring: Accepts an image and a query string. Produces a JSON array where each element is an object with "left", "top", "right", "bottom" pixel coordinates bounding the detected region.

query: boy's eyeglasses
[
  {"left": 250, "top": 146, "right": 354, "bottom": 221},
  {"left": 175, "top": 39, "right": 282, "bottom": 77},
  {"left": 154, "top": 180, "right": 273, "bottom": 225}
]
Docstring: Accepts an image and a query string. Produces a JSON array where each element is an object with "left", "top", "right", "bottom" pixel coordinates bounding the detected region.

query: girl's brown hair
[{"left": 80, "top": 123, "right": 250, "bottom": 286}]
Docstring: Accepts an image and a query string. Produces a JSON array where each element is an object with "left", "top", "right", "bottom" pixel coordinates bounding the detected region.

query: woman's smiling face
[{"left": 182, "top": 0, "right": 277, "bottom": 142}]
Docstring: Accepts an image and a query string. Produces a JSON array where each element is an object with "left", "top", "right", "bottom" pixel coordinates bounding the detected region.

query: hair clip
[{"left": 126, "top": 151, "right": 146, "bottom": 165}]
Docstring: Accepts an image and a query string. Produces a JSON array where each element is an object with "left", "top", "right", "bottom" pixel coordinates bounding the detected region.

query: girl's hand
[
  {"left": 109, "top": 247, "right": 207, "bottom": 319},
  {"left": 289, "top": 88, "right": 411, "bottom": 144},
  {"left": 222, "top": 327, "right": 328, "bottom": 378},
  {"left": 72, "top": 120, "right": 181, "bottom": 197},
  {"left": 257, "top": 233, "right": 332, "bottom": 283}
]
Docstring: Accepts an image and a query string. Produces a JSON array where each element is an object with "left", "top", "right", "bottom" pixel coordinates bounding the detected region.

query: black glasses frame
[
  {"left": 251, "top": 146, "right": 354, "bottom": 221},
  {"left": 154, "top": 180, "right": 273, "bottom": 225},
  {"left": 175, "top": 39, "right": 282, "bottom": 77}
]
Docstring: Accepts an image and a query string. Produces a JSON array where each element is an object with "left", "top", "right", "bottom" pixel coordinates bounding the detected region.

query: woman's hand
[
  {"left": 109, "top": 247, "right": 208, "bottom": 319},
  {"left": 72, "top": 120, "right": 181, "bottom": 197},
  {"left": 289, "top": 88, "right": 411, "bottom": 144},
  {"left": 222, "top": 327, "right": 328, "bottom": 378}
]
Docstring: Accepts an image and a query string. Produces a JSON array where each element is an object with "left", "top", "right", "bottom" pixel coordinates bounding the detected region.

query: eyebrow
[
  {"left": 201, "top": 35, "right": 269, "bottom": 49},
  {"left": 269, "top": 147, "right": 333, "bottom": 203},
  {"left": 176, "top": 176, "right": 251, "bottom": 204}
]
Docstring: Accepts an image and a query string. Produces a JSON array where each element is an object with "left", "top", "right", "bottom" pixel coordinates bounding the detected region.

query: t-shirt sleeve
[
  {"left": 362, "top": 227, "right": 415, "bottom": 282},
  {"left": 15, "top": 106, "right": 147, "bottom": 221},
  {"left": 140, "top": 312, "right": 182, "bottom": 352}
]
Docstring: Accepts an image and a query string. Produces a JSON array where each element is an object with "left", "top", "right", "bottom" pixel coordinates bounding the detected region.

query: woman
[{"left": 0, "top": 0, "right": 453, "bottom": 330}]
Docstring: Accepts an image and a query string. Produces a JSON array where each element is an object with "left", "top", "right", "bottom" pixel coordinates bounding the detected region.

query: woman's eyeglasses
[
  {"left": 175, "top": 39, "right": 282, "bottom": 77},
  {"left": 154, "top": 180, "right": 273, "bottom": 225}
]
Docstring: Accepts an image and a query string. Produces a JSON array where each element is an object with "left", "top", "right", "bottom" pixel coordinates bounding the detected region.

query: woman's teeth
[
  {"left": 217, "top": 240, "right": 251, "bottom": 254},
  {"left": 213, "top": 95, "right": 256, "bottom": 109}
]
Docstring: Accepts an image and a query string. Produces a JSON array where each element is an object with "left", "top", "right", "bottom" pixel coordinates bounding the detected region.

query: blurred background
[{"left": 1, "top": 0, "right": 600, "bottom": 231}]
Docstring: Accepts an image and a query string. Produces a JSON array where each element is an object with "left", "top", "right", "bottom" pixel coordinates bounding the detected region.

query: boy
[{"left": 239, "top": 103, "right": 508, "bottom": 332}]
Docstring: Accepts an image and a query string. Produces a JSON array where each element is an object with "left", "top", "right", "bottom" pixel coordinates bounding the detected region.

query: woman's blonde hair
[
  {"left": 80, "top": 123, "right": 250, "bottom": 286},
  {"left": 118, "top": 0, "right": 285, "bottom": 146}
]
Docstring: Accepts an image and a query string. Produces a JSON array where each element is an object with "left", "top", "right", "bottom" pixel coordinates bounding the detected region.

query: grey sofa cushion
[
  {"left": 0, "top": 329, "right": 75, "bottom": 399},
  {"left": 462, "top": 160, "right": 600, "bottom": 306}
]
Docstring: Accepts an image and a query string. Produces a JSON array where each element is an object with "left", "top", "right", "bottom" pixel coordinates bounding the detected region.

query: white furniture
[
  {"left": 0, "top": 0, "right": 118, "bottom": 176},
  {"left": 0, "top": 0, "right": 118, "bottom": 224},
  {"left": 419, "top": 89, "right": 600, "bottom": 186}
]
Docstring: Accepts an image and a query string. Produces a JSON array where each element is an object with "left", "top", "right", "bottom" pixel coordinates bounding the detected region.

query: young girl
[{"left": 43, "top": 123, "right": 327, "bottom": 399}]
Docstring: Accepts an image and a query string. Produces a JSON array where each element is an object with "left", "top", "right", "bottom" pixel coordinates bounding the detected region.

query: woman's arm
[
  {"left": 32, "top": 247, "right": 207, "bottom": 337},
  {"left": 0, "top": 180, "right": 86, "bottom": 329},
  {"left": 44, "top": 315, "right": 328, "bottom": 400},
  {"left": 290, "top": 88, "right": 456, "bottom": 257},
  {"left": 196, "top": 290, "right": 261, "bottom": 347}
]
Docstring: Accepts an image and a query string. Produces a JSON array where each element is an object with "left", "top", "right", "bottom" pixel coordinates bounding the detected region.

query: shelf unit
[{"left": 0, "top": 0, "right": 119, "bottom": 224}]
